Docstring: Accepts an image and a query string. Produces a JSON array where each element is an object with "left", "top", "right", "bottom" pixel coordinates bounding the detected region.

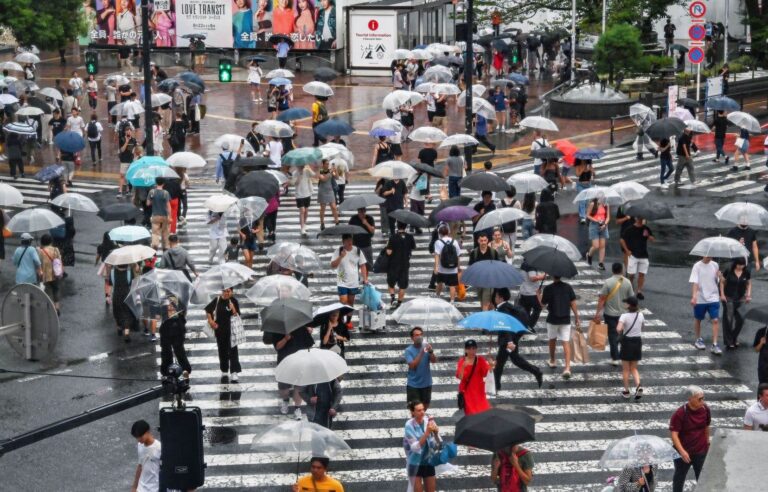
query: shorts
[
  {"left": 243, "top": 239, "right": 257, "bottom": 251},
  {"left": 627, "top": 256, "right": 649, "bottom": 275},
  {"left": 427, "top": 111, "right": 435, "bottom": 122},
  {"left": 406, "top": 385, "right": 432, "bottom": 406},
  {"left": 432, "top": 116, "right": 445, "bottom": 127},
  {"left": 295, "top": 197, "right": 311, "bottom": 208},
  {"left": 120, "top": 162, "right": 130, "bottom": 174},
  {"left": 391, "top": 143, "right": 403, "bottom": 156},
  {"left": 693, "top": 302, "right": 719, "bottom": 321},
  {"left": 267, "top": 106, "right": 276, "bottom": 113},
  {"left": 386, "top": 269, "right": 409, "bottom": 289},
  {"left": 407, "top": 464, "right": 436, "bottom": 478},
  {"left": 249, "top": 81, "right": 260, "bottom": 87},
  {"left": 546, "top": 323, "right": 571, "bottom": 342},
  {"left": 44, "top": 280, "right": 60, "bottom": 302},
  {"left": 194, "top": 54, "right": 207, "bottom": 65},
  {"left": 73, "top": 88, "right": 82, "bottom": 97},
  {"left": 337, "top": 286, "right": 359, "bottom": 296},
  {"left": 477, "top": 287, "right": 493, "bottom": 304},
  {"left": 436, "top": 272, "right": 459, "bottom": 287},
  {"left": 588, "top": 222, "right": 609, "bottom": 240}
]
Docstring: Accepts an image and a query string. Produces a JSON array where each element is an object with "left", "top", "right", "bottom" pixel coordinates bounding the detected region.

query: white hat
[
  {"left": 221, "top": 142, "right": 230, "bottom": 151},
  {"left": 20, "top": 232, "right": 33, "bottom": 241}
]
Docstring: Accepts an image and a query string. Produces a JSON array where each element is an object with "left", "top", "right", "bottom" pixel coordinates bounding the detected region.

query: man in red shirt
[{"left": 669, "top": 385, "right": 711, "bottom": 492}]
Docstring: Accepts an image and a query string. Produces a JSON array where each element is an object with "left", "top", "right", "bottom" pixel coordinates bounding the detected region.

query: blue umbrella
[
  {"left": 315, "top": 118, "right": 355, "bottom": 137},
  {"left": 369, "top": 127, "right": 396, "bottom": 138},
  {"left": 705, "top": 95, "right": 740, "bottom": 112},
  {"left": 54, "top": 131, "right": 86, "bottom": 153},
  {"left": 458, "top": 311, "right": 528, "bottom": 333},
  {"left": 277, "top": 107, "right": 312, "bottom": 122},
  {"left": 177, "top": 71, "right": 205, "bottom": 91},
  {"left": 415, "top": 44, "right": 427, "bottom": 49},
  {"left": 125, "top": 156, "right": 168, "bottom": 186},
  {"left": 282, "top": 147, "right": 323, "bottom": 166},
  {"left": 461, "top": 260, "right": 525, "bottom": 289},
  {"left": 574, "top": 148, "right": 606, "bottom": 160},
  {"left": 158, "top": 78, "right": 180, "bottom": 93},
  {"left": 507, "top": 72, "right": 529, "bottom": 85},
  {"left": 109, "top": 225, "right": 151, "bottom": 243},
  {"left": 33, "top": 165, "right": 65, "bottom": 182},
  {"left": 269, "top": 77, "right": 292, "bottom": 86}
]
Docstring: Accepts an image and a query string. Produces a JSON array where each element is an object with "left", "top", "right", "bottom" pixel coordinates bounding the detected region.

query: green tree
[
  {"left": 593, "top": 23, "right": 644, "bottom": 83},
  {"left": 744, "top": 0, "right": 768, "bottom": 62},
  {"left": 0, "top": 0, "right": 86, "bottom": 51}
]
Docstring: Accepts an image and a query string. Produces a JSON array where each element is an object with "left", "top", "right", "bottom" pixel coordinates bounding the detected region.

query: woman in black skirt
[{"left": 618, "top": 295, "right": 645, "bottom": 400}]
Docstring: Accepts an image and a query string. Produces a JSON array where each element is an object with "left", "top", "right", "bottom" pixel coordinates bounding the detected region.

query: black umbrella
[
  {"left": 98, "top": 203, "right": 141, "bottom": 222},
  {"left": 645, "top": 118, "right": 686, "bottom": 140},
  {"left": 493, "top": 39, "right": 510, "bottom": 52},
  {"left": 455, "top": 408, "right": 535, "bottom": 452},
  {"left": 411, "top": 162, "right": 442, "bottom": 178},
  {"left": 460, "top": 172, "right": 510, "bottom": 192},
  {"left": 670, "top": 43, "right": 688, "bottom": 53},
  {"left": 181, "top": 33, "right": 207, "bottom": 40},
  {"left": 244, "top": 55, "right": 268, "bottom": 63},
  {"left": 269, "top": 34, "right": 294, "bottom": 47},
  {"left": 317, "top": 224, "right": 367, "bottom": 237},
  {"left": 522, "top": 246, "right": 577, "bottom": 278},
  {"left": 235, "top": 171, "right": 280, "bottom": 200},
  {"left": 388, "top": 209, "right": 430, "bottom": 229},
  {"left": 234, "top": 157, "right": 272, "bottom": 170},
  {"left": 338, "top": 194, "right": 385, "bottom": 212},
  {"left": 530, "top": 147, "right": 564, "bottom": 160},
  {"left": 429, "top": 196, "right": 474, "bottom": 225},
  {"left": 623, "top": 200, "right": 674, "bottom": 221},
  {"left": 677, "top": 97, "right": 699, "bottom": 107},
  {"left": 261, "top": 298, "right": 314, "bottom": 335},
  {"left": 158, "top": 78, "right": 180, "bottom": 93},
  {"left": 744, "top": 304, "right": 768, "bottom": 324},
  {"left": 314, "top": 67, "right": 340, "bottom": 82},
  {"left": 26, "top": 96, "right": 53, "bottom": 115}
]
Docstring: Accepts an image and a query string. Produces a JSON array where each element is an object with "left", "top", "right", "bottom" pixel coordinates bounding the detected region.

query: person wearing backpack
[
  {"left": 312, "top": 95, "right": 329, "bottom": 147},
  {"left": 433, "top": 223, "right": 462, "bottom": 304},
  {"left": 492, "top": 444, "right": 534, "bottom": 492},
  {"left": 13, "top": 233, "right": 42, "bottom": 285},
  {"left": 216, "top": 142, "right": 237, "bottom": 185},
  {"left": 669, "top": 386, "right": 711, "bottom": 492},
  {"left": 86, "top": 113, "right": 103, "bottom": 164},
  {"left": 38, "top": 233, "right": 64, "bottom": 314},
  {"left": 530, "top": 129, "right": 549, "bottom": 175},
  {"left": 168, "top": 111, "right": 187, "bottom": 153},
  {"left": 663, "top": 18, "right": 676, "bottom": 55}
]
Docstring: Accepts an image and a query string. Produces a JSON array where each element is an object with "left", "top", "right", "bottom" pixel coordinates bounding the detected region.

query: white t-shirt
[
  {"left": 744, "top": 401, "right": 768, "bottom": 430},
  {"left": 294, "top": 166, "right": 315, "bottom": 199},
  {"left": 267, "top": 140, "right": 283, "bottom": 168},
  {"left": 531, "top": 137, "right": 548, "bottom": 167},
  {"left": 247, "top": 66, "right": 262, "bottom": 84},
  {"left": 69, "top": 77, "right": 83, "bottom": 91},
  {"left": 208, "top": 213, "right": 228, "bottom": 239},
  {"left": 86, "top": 121, "right": 104, "bottom": 142},
  {"left": 67, "top": 115, "right": 85, "bottom": 135},
  {"left": 519, "top": 269, "right": 541, "bottom": 296},
  {"left": 619, "top": 311, "right": 644, "bottom": 338},
  {"left": 407, "top": 172, "right": 427, "bottom": 202},
  {"left": 433, "top": 236, "right": 462, "bottom": 274},
  {"left": 332, "top": 246, "right": 365, "bottom": 288},
  {"left": 689, "top": 260, "right": 720, "bottom": 304},
  {"left": 330, "top": 157, "right": 348, "bottom": 185},
  {"left": 136, "top": 440, "right": 161, "bottom": 492},
  {"left": 426, "top": 93, "right": 436, "bottom": 112}
]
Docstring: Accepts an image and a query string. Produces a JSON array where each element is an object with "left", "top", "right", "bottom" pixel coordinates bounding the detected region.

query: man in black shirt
[
  {"left": 348, "top": 208, "right": 375, "bottom": 266},
  {"left": 418, "top": 143, "right": 438, "bottom": 198},
  {"left": 541, "top": 277, "right": 580, "bottom": 379},
  {"left": 382, "top": 178, "right": 406, "bottom": 236},
  {"left": 469, "top": 232, "right": 498, "bottom": 310},
  {"left": 472, "top": 191, "right": 496, "bottom": 231},
  {"left": 674, "top": 127, "right": 695, "bottom": 185},
  {"left": 535, "top": 188, "right": 560, "bottom": 234},
  {"left": 118, "top": 127, "right": 137, "bottom": 197},
  {"left": 48, "top": 108, "right": 66, "bottom": 161},
  {"left": 494, "top": 288, "right": 543, "bottom": 389},
  {"left": 727, "top": 223, "right": 760, "bottom": 272},
  {"left": 711, "top": 110, "right": 729, "bottom": 164},
  {"left": 385, "top": 221, "right": 416, "bottom": 308},
  {"left": 620, "top": 217, "right": 656, "bottom": 300}
]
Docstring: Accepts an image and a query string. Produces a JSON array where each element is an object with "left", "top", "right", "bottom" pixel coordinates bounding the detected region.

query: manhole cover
[{"left": 204, "top": 426, "right": 237, "bottom": 446}]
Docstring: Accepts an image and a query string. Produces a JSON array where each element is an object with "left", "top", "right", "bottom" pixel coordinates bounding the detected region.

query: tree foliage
[
  {"left": 0, "top": 0, "right": 86, "bottom": 51},
  {"left": 744, "top": 0, "right": 768, "bottom": 62},
  {"left": 593, "top": 23, "right": 644, "bottom": 82}
]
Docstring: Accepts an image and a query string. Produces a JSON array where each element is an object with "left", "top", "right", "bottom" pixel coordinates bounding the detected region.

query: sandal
[{"left": 634, "top": 386, "right": 643, "bottom": 400}]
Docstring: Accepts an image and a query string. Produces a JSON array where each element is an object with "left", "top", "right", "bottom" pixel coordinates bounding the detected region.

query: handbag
[
  {"left": 569, "top": 326, "right": 590, "bottom": 363},
  {"left": 457, "top": 282, "right": 467, "bottom": 301},
  {"left": 230, "top": 313, "right": 246, "bottom": 348},
  {"left": 735, "top": 137, "right": 747, "bottom": 152},
  {"left": 587, "top": 320, "right": 608, "bottom": 350},
  {"left": 457, "top": 357, "right": 478, "bottom": 410},
  {"left": 372, "top": 248, "right": 389, "bottom": 274}
]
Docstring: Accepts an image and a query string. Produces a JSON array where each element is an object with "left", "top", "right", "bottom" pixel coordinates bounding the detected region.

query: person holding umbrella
[
  {"left": 111, "top": 261, "right": 139, "bottom": 342},
  {"left": 318, "top": 308, "right": 350, "bottom": 358},
  {"left": 348, "top": 207, "right": 375, "bottom": 267},
  {"left": 300, "top": 378, "right": 343, "bottom": 430},
  {"left": 403, "top": 400, "right": 440, "bottom": 492},
  {"left": 292, "top": 164, "right": 314, "bottom": 236},
  {"left": 205, "top": 287, "right": 242, "bottom": 381},
  {"left": 494, "top": 288, "right": 543, "bottom": 389},
  {"left": 585, "top": 197, "right": 610, "bottom": 271},
  {"left": 316, "top": 159, "right": 339, "bottom": 231},
  {"left": 719, "top": 257, "right": 751, "bottom": 349},
  {"left": 311, "top": 95, "right": 329, "bottom": 147},
  {"left": 689, "top": 256, "right": 722, "bottom": 354}
]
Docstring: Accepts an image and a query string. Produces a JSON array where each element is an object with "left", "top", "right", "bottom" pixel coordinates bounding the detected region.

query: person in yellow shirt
[
  {"left": 312, "top": 96, "right": 329, "bottom": 146},
  {"left": 293, "top": 457, "right": 344, "bottom": 492}
]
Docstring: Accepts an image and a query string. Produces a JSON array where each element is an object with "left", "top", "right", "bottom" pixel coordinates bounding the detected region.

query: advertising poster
[
  {"left": 232, "top": 0, "right": 337, "bottom": 50},
  {"left": 176, "top": 0, "right": 233, "bottom": 48},
  {"left": 83, "top": 0, "right": 177, "bottom": 47},
  {"left": 349, "top": 11, "right": 396, "bottom": 68}
]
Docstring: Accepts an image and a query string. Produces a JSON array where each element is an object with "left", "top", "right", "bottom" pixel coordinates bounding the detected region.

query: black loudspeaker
[
  {"left": 456, "top": 22, "right": 468, "bottom": 41},
  {"left": 159, "top": 407, "right": 206, "bottom": 490}
]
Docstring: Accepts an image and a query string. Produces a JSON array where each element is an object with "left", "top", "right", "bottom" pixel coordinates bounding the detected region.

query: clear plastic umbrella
[
  {"left": 125, "top": 269, "right": 194, "bottom": 321},
  {"left": 520, "top": 234, "right": 581, "bottom": 261},
  {"left": 166, "top": 151, "right": 207, "bottom": 169},
  {"left": 519, "top": 116, "right": 559, "bottom": 132},
  {"left": 303, "top": 81, "right": 334, "bottom": 97},
  {"left": 275, "top": 348, "right": 348, "bottom": 386},
  {"left": 266, "top": 68, "right": 295, "bottom": 79},
  {"left": 213, "top": 134, "right": 255, "bottom": 154},
  {"left": 251, "top": 420, "right": 351, "bottom": 464},
  {"left": 192, "top": 262, "right": 257, "bottom": 303},
  {"left": 572, "top": 185, "right": 623, "bottom": 205},
  {"left": 319, "top": 143, "right": 354, "bottom": 167},
  {"left": 237, "top": 196, "right": 269, "bottom": 219},
  {"left": 245, "top": 274, "right": 311, "bottom": 306},
  {"left": 669, "top": 107, "right": 694, "bottom": 122},
  {"left": 104, "top": 245, "right": 156, "bottom": 266},
  {"left": 0, "top": 61, "right": 24, "bottom": 72},
  {"left": 16, "top": 106, "right": 44, "bottom": 117},
  {"left": 392, "top": 48, "right": 413, "bottom": 59},
  {"left": 382, "top": 90, "right": 424, "bottom": 111},
  {"left": 50, "top": 192, "right": 99, "bottom": 213},
  {"left": 408, "top": 126, "right": 447, "bottom": 143},
  {"left": 421, "top": 66, "right": 453, "bottom": 83},
  {"left": 608, "top": 182, "right": 651, "bottom": 203},
  {"left": 203, "top": 194, "right": 238, "bottom": 213},
  {"left": 392, "top": 297, "right": 464, "bottom": 326},
  {"left": 472, "top": 98, "right": 497, "bottom": 120},
  {"left": 410, "top": 48, "right": 433, "bottom": 61},
  {"left": 599, "top": 434, "right": 679, "bottom": 469},
  {"left": 256, "top": 120, "right": 294, "bottom": 138},
  {"left": 432, "top": 83, "right": 461, "bottom": 95},
  {"left": 629, "top": 103, "right": 656, "bottom": 128},
  {"left": 150, "top": 93, "right": 172, "bottom": 107},
  {"left": 15, "top": 52, "right": 40, "bottom": 64},
  {"left": 685, "top": 119, "right": 711, "bottom": 133},
  {"left": 7, "top": 208, "right": 64, "bottom": 233},
  {"left": 475, "top": 208, "right": 530, "bottom": 231},
  {"left": 439, "top": 133, "right": 479, "bottom": 148},
  {"left": 507, "top": 173, "right": 549, "bottom": 194},
  {"left": 369, "top": 161, "right": 416, "bottom": 180},
  {"left": 105, "top": 73, "right": 130, "bottom": 86},
  {"left": 371, "top": 118, "right": 404, "bottom": 133},
  {"left": 0, "top": 183, "right": 23, "bottom": 207},
  {"left": 458, "top": 84, "right": 487, "bottom": 101},
  {"left": 727, "top": 111, "right": 762, "bottom": 134},
  {"left": 0, "top": 94, "right": 19, "bottom": 105},
  {"left": 267, "top": 242, "right": 322, "bottom": 273},
  {"left": 689, "top": 236, "right": 749, "bottom": 258},
  {"left": 38, "top": 87, "right": 64, "bottom": 101},
  {"left": 714, "top": 202, "right": 768, "bottom": 227},
  {"left": 414, "top": 82, "right": 436, "bottom": 93}
]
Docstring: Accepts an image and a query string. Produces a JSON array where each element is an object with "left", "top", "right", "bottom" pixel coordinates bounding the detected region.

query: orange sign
[{"left": 491, "top": 11, "right": 502, "bottom": 26}]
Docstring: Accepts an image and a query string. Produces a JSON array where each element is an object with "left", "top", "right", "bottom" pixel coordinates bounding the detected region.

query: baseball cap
[
  {"left": 20, "top": 233, "right": 33, "bottom": 241},
  {"left": 464, "top": 339, "right": 478, "bottom": 349}
]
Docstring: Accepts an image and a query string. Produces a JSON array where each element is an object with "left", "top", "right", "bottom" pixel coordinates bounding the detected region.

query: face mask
[{"left": 413, "top": 336, "right": 423, "bottom": 345}]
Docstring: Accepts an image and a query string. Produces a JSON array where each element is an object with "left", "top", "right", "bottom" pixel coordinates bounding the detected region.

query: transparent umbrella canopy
[
  {"left": 599, "top": 434, "right": 680, "bottom": 469},
  {"left": 245, "top": 274, "right": 311, "bottom": 306},
  {"left": 267, "top": 242, "right": 322, "bottom": 273},
  {"left": 520, "top": 234, "right": 581, "bottom": 262},
  {"left": 392, "top": 297, "right": 464, "bottom": 326}
]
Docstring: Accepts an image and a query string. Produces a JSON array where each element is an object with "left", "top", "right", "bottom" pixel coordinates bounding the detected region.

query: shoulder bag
[
  {"left": 229, "top": 300, "right": 246, "bottom": 348},
  {"left": 457, "top": 357, "right": 478, "bottom": 410}
]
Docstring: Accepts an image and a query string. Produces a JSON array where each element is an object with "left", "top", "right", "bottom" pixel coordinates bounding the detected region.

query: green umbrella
[{"left": 282, "top": 147, "right": 323, "bottom": 167}]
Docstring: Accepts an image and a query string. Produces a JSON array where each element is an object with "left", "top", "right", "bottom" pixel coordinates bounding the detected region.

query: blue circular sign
[
  {"left": 688, "top": 47, "right": 705, "bottom": 64},
  {"left": 689, "top": 24, "right": 706, "bottom": 41}
]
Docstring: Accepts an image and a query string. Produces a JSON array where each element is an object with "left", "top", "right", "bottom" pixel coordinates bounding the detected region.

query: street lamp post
[
  {"left": 724, "top": 0, "right": 729, "bottom": 64},
  {"left": 602, "top": 0, "right": 606, "bottom": 34},
  {"left": 141, "top": 0, "right": 154, "bottom": 156},
  {"left": 463, "top": 0, "right": 474, "bottom": 172},
  {"left": 571, "top": 0, "right": 577, "bottom": 82}
]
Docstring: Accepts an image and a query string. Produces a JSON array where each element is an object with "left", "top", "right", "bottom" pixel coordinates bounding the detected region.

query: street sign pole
[
  {"left": 724, "top": 0, "right": 729, "bottom": 63},
  {"left": 463, "top": 0, "right": 474, "bottom": 172},
  {"left": 141, "top": 0, "right": 154, "bottom": 156},
  {"left": 571, "top": 0, "right": 576, "bottom": 83},
  {"left": 696, "top": 62, "right": 701, "bottom": 103}
]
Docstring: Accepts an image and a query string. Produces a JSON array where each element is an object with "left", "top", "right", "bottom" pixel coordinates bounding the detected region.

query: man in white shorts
[
  {"left": 541, "top": 276, "right": 580, "bottom": 379},
  {"left": 620, "top": 217, "right": 655, "bottom": 300}
]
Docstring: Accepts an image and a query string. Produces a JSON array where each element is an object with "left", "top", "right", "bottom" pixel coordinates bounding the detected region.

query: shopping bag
[
  {"left": 230, "top": 315, "right": 246, "bottom": 348},
  {"left": 735, "top": 137, "right": 747, "bottom": 152},
  {"left": 457, "top": 283, "right": 467, "bottom": 301},
  {"left": 361, "top": 283, "right": 383, "bottom": 311},
  {"left": 484, "top": 371, "right": 497, "bottom": 397},
  {"left": 569, "top": 326, "right": 590, "bottom": 363},
  {"left": 587, "top": 320, "right": 608, "bottom": 351}
]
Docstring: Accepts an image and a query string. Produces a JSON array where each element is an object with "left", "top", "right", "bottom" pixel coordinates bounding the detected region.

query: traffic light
[
  {"left": 218, "top": 58, "right": 232, "bottom": 82},
  {"left": 85, "top": 51, "right": 98, "bottom": 75}
]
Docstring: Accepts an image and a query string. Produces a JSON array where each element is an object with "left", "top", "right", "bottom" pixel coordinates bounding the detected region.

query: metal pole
[
  {"left": 724, "top": 0, "right": 729, "bottom": 64},
  {"left": 571, "top": 0, "right": 577, "bottom": 83},
  {"left": 696, "top": 62, "right": 701, "bottom": 101},
  {"left": 141, "top": 0, "right": 154, "bottom": 156},
  {"left": 602, "top": 0, "right": 606, "bottom": 34},
  {"left": 463, "top": 0, "right": 474, "bottom": 172}
]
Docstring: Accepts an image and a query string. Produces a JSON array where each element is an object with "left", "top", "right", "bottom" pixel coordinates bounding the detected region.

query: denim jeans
[
  {"left": 714, "top": 137, "right": 725, "bottom": 159},
  {"left": 660, "top": 156, "right": 674, "bottom": 183},
  {"left": 521, "top": 218, "right": 535, "bottom": 239},
  {"left": 448, "top": 176, "right": 461, "bottom": 198},
  {"left": 576, "top": 182, "right": 590, "bottom": 218}
]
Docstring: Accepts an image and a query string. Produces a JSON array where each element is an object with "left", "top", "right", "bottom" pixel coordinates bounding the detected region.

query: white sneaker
[
  {"left": 610, "top": 359, "right": 622, "bottom": 366},
  {"left": 294, "top": 407, "right": 302, "bottom": 420},
  {"left": 694, "top": 338, "right": 706, "bottom": 350},
  {"left": 230, "top": 372, "right": 239, "bottom": 381},
  {"left": 279, "top": 400, "right": 289, "bottom": 415}
]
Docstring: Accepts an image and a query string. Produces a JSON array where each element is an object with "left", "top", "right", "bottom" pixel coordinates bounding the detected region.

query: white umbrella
[
  {"left": 432, "top": 83, "right": 461, "bottom": 96},
  {"left": 105, "top": 73, "right": 131, "bottom": 86},
  {"left": 15, "top": 52, "right": 40, "bottom": 64},
  {"left": 572, "top": 185, "right": 623, "bottom": 205},
  {"left": 727, "top": 111, "right": 762, "bottom": 134},
  {"left": 246, "top": 274, "right": 311, "bottom": 306},
  {"left": 669, "top": 107, "right": 694, "bottom": 122},
  {"left": 630, "top": 103, "right": 656, "bottom": 128},
  {"left": 7, "top": 208, "right": 64, "bottom": 233},
  {"left": 0, "top": 94, "right": 19, "bottom": 105},
  {"left": 104, "top": 245, "right": 156, "bottom": 266},
  {"left": 519, "top": 116, "right": 559, "bottom": 132},
  {"left": 427, "top": 43, "right": 455, "bottom": 54},
  {"left": 0, "top": 183, "right": 24, "bottom": 207},
  {"left": 0, "top": 61, "right": 24, "bottom": 72},
  {"left": 213, "top": 134, "right": 255, "bottom": 154},
  {"left": 439, "top": 133, "right": 479, "bottom": 149},
  {"left": 369, "top": 160, "right": 416, "bottom": 180},
  {"left": 267, "top": 241, "right": 321, "bottom": 273},
  {"left": 382, "top": 90, "right": 424, "bottom": 111},
  {"left": 392, "top": 48, "right": 413, "bottom": 60},
  {"left": 150, "top": 93, "right": 172, "bottom": 107},
  {"left": 237, "top": 196, "right": 269, "bottom": 218},
  {"left": 409, "top": 126, "right": 447, "bottom": 143},
  {"left": 264, "top": 169, "right": 290, "bottom": 185},
  {"left": 192, "top": 262, "right": 258, "bottom": 302},
  {"left": 507, "top": 173, "right": 549, "bottom": 194},
  {"left": 50, "top": 192, "right": 99, "bottom": 213},
  {"left": 421, "top": 66, "right": 453, "bottom": 83},
  {"left": 3, "top": 122, "right": 37, "bottom": 136},
  {"left": 475, "top": 208, "right": 530, "bottom": 231},
  {"left": 392, "top": 297, "right": 464, "bottom": 326},
  {"left": 458, "top": 84, "right": 487, "bottom": 100},
  {"left": 203, "top": 194, "right": 238, "bottom": 213},
  {"left": 520, "top": 234, "right": 581, "bottom": 261},
  {"left": 256, "top": 120, "right": 294, "bottom": 138},
  {"left": 166, "top": 151, "right": 207, "bottom": 169},
  {"left": 38, "top": 87, "right": 63, "bottom": 101},
  {"left": 109, "top": 100, "right": 143, "bottom": 116},
  {"left": 303, "top": 81, "right": 334, "bottom": 97},
  {"left": 371, "top": 118, "right": 404, "bottom": 133},
  {"left": 472, "top": 98, "right": 497, "bottom": 120},
  {"left": 131, "top": 165, "right": 179, "bottom": 182},
  {"left": 599, "top": 434, "right": 680, "bottom": 470},
  {"left": 689, "top": 236, "right": 749, "bottom": 258},
  {"left": 414, "top": 82, "right": 435, "bottom": 93},
  {"left": 266, "top": 68, "right": 295, "bottom": 79},
  {"left": 16, "top": 106, "right": 44, "bottom": 117},
  {"left": 685, "top": 119, "right": 711, "bottom": 133},
  {"left": 714, "top": 202, "right": 768, "bottom": 227},
  {"left": 410, "top": 48, "right": 433, "bottom": 61},
  {"left": 608, "top": 182, "right": 651, "bottom": 203},
  {"left": 275, "top": 348, "right": 348, "bottom": 386},
  {"left": 319, "top": 143, "right": 354, "bottom": 166},
  {"left": 455, "top": 41, "right": 485, "bottom": 53}
]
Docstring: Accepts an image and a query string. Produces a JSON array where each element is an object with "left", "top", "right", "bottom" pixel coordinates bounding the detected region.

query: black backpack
[
  {"left": 87, "top": 121, "right": 99, "bottom": 139},
  {"left": 220, "top": 152, "right": 235, "bottom": 179},
  {"left": 439, "top": 239, "right": 459, "bottom": 269}
]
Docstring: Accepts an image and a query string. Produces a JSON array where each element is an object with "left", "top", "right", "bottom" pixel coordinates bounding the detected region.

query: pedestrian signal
[
  {"left": 85, "top": 51, "right": 98, "bottom": 75},
  {"left": 219, "top": 58, "right": 232, "bottom": 82}
]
